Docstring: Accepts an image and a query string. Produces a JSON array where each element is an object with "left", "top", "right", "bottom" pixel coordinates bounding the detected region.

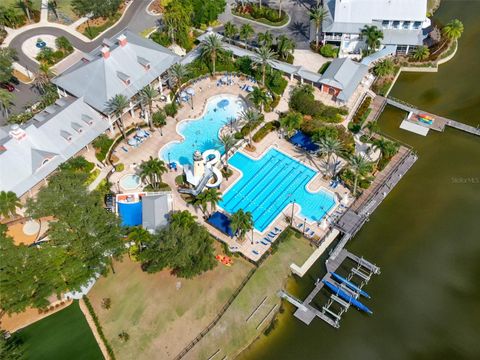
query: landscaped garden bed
[{"left": 233, "top": 4, "right": 289, "bottom": 27}]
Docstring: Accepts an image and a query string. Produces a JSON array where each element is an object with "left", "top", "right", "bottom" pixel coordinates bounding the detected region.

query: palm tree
[
  {"left": 220, "top": 133, "right": 236, "bottom": 169},
  {"left": 171, "top": 210, "right": 197, "bottom": 228},
  {"left": 168, "top": 63, "right": 189, "bottom": 90},
  {"left": 253, "top": 46, "right": 277, "bottom": 85},
  {"left": 33, "top": 63, "right": 53, "bottom": 94},
  {"left": 310, "top": 6, "right": 327, "bottom": 48},
  {"left": 230, "top": 209, "right": 254, "bottom": 241},
  {"left": 361, "top": 25, "right": 384, "bottom": 54},
  {"left": 0, "top": 191, "right": 21, "bottom": 220},
  {"left": 140, "top": 85, "right": 159, "bottom": 130},
  {"left": 139, "top": 156, "right": 168, "bottom": 190},
  {"left": 248, "top": 87, "right": 268, "bottom": 113},
  {"left": 411, "top": 46, "right": 430, "bottom": 61},
  {"left": 278, "top": 0, "right": 284, "bottom": 17},
  {"left": 372, "top": 137, "right": 400, "bottom": 160},
  {"left": 240, "top": 108, "right": 262, "bottom": 143},
  {"left": 348, "top": 154, "right": 371, "bottom": 196},
  {"left": 364, "top": 121, "right": 380, "bottom": 141},
  {"left": 224, "top": 22, "right": 238, "bottom": 43},
  {"left": 0, "top": 89, "right": 14, "bottom": 119},
  {"left": 240, "top": 24, "right": 254, "bottom": 46},
  {"left": 106, "top": 94, "right": 130, "bottom": 139},
  {"left": 258, "top": 31, "right": 273, "bottom": 47},
  {"left": 200, "top": 33, "right": 224, "bottom": 75},
  {"left": 276, "top": 35, "right": 295, "bottom": 61},
  {"left": 192, "top": 192, "right": 208, "bottom": 216},
  {"left": 17, "top": 0, "right": 32, "bottom": 22},
  {"left": 317, "top": 136, "right": 343, "bottom": 177},
  {"left": 373, "top": 59, "right": 394, "bottom": 76},
  {"left": 442, "top": 19, "right": 464, "bottom": 42},
  {"left": 205, "top": 188, "right": 222, "bottom": 214},
  {"left": 152, "top": 110, "right": 167, "bottom": 135},
  {"left": 127, "top": 227, "right": 152, "bottom": 257},
  {"left": 280, "top": 112, "right": 303, "bottom": 137}
]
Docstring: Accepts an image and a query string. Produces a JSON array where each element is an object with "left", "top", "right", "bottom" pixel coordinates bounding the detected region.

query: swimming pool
[
  {"left": 119, "top": 174, "right": 141, "bottom": 190},
  {"left": 219, "top": 148, "right": 336, "bottom": 232},
  {"left": 160, "top": 95, "right": 245, "bottom": 165}
]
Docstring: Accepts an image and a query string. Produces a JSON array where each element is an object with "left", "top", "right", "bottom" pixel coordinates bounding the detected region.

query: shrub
[
  {"left": 266, "top": 70, "right": 288, "bottom": 95},
  {"left": 318, "top": 61, "right": 331, "bottom": 74},
  {"left": 150, "top": 31, "right": 172, "bottom": 47},
  {"left": 240, "top": 115, "right": 264, "bottom": 137},
  {"left": 290, "top": 86, "right": 344, "bottom": 123},
  {"left": 164, "top": 102, "right": 178, "bottom": 117},
  {"left": 60, "top": 156, "right": 94, "bottom": 173},
  {"left": 320, "top": 44, "right": 339, "bottom": 58},
  {"left": 115, "top": 163, "right": 125, "bottom": 172},
  {"left": 252, "top": 121, "right": 280, "bottom": 142},
  {"left": 348, "top": 96, "right": 372, "bottom": 133},
  {"left": 373, "top": 59, "right": 395, "bottom": 76},
  {"left": 234, "top": 132, "right": 243, "bottom": 140},
  {"left": 92, "top": 134, "right": 114, "bottom": 162}
]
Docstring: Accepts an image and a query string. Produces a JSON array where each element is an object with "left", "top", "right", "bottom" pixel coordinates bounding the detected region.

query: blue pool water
[
  {"left": 220, "top": 149, "right": 336, "bottom": 232},
  {"left": 160, "top": 95, "right": 244, "bottom": 165}
]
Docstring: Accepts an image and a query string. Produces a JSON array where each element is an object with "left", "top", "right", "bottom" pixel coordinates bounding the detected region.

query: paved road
[
  {"left": 2, "top": 0, "right": 159, "bottom": 123},
  {"left": 8, "top": 0, "right": 160, "bottom": 71},
  {"left": 217, "top": 0, "right": 314, "bottom": 49}
]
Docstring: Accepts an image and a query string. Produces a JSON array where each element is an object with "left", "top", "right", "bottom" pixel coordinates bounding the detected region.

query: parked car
[{"left": 0, "top": 83, "right": 15, "bottom": 92}]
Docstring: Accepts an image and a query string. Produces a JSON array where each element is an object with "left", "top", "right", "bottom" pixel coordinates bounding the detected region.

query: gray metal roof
[
  {"left": 382, "top": 29, "right": 424, "bottom": 46},
  {"left": 52, "top": 29, "right": 180, "bottom": 114},
  {"left": 142, "top": 193, "right": 172, "bottom": 232},
  {"left": 320, "top": 58, "right": 368, "bottom": 102},
  {"left": 0, "top": 97, "right": 109, "bottom": 196}
]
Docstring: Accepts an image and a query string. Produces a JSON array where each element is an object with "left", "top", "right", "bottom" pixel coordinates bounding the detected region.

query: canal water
[{"left": 239, "top": 1, "right": 480, "bottom": 359}]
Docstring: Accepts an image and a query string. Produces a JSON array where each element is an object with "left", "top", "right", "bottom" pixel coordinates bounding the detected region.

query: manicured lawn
[
  {"left": 186, "top": 229, "right": 314, "bottom": 359},
  {"left": 88, "top": 247, "right": 253, "bottom": 360},
  {"left": 16, "top": 301, "right": 103, "bottom": 360}
]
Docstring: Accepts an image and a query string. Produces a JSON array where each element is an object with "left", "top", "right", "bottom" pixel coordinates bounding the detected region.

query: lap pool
[
  {"left": 219, "top": 148, "right": 336, "bottom": 232},
  {"left": 160, "top": 94, "right": 245, "bottom": 165}
]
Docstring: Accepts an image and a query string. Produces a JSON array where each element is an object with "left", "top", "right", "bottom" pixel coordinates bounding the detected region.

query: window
[
  {"left": 403, "top": 21, "right": 410, "bottom": 29},
  {"left": 413, "top": 21, "right": 422, "bottom": 29},
  {"left": 382, "top": 20, "right": 389, "bottom": 28},
  {"left": 393, "top": 21, "right": 400, "bottom": 29}
]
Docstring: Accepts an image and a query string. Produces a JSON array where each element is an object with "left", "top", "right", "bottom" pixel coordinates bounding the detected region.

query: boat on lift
[
  {"left": 322, "top": 280, "right": 373, "bottom": 315},
  {"left": 330, "top": 272, "right": 371, "bottom": 299}
]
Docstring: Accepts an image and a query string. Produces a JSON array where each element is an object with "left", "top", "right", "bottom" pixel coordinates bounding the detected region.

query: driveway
[
  {"left": 8, "top": 0, "right": 160, "bottom": 72},
  {"left": 217, "top": 0, "right": 315, "bottom": 49},
  {"left": 0, "top": 82, "right": 40, "bottom": 125}
]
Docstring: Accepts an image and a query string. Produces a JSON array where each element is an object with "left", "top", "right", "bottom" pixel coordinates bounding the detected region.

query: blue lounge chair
[
  {"left": 121, "top": 146, "right": 128, "bottom": 153},
  {"left": 274, "top": 227, "right": 282, "bottom": 234},
  {"left": 260, "top": 240, "right": 269, "bottom": 246},
  {"left": 297, "top": 223, "right": 303, "bottom": 229},
  {"left": 252, "top": 250, "right": 259, "bottom": 255},
  {"left": 264, "top": 237, "right": 272, "bottom": 243}
]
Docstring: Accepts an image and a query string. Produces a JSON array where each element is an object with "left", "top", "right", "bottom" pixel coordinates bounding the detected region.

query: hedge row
[
  {"left": 83, "top": 296, "right": 116, "bottom": 360},
  {"left": 252, "top": 121, "right": 280, "bottom": 142},
  {"left": 348, "top": 96, "right": 372, "bottom": 133},
  {"left": 238, "top": 115, "right": 264, "bottom": 138}
]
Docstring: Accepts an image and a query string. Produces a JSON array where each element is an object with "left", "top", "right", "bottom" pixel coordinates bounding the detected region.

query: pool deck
[{"left": 104, "top": 75, "right": 352, "bottom": 262}]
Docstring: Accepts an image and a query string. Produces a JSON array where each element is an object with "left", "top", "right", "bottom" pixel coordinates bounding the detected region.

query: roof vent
[
  {"left": 71, "top": 122, "right": 83, "bottom": 133},
  {"left": 9, "top": 124, "right": 27, "bottom": 141},
  {"left": 117, "top": 34, "right": 127, "bottom": 47},
  {"left": 117, "top": 71, "right": 131, "bottom": 85},
  {"left": 81, "top": 114, "right": 94, "bottom": 125},
  {"left": 44, "top": 105, "right": 58, "bottom": 114},
  {"left": 137, "top": 56, "right": 151, "bottom": 70},
  {"left": 60, "top": 130, "right": 73, "bottom": 141},
  {"left": 101, "top": 46, "right": 110, "bottom": 59}
]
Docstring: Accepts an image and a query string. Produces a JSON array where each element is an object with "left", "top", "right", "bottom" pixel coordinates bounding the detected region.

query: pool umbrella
[
  {"left": 186, "top": 87, "right": 195, "bottom": 96},
  {"left": 137, "top": 129, "right": 147, "bottom": 137},
  {"left": 221, "top": 76, "right": 228, "bottom": 83},
  {"left": 180, "top": 91, "right": 187, "bottom": 98}
]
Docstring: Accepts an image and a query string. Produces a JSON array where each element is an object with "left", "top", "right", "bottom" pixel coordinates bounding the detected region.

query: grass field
[
  {"left": 185, "top": 230, "right": 314, "bottom": 359},
  {"left": 48, "top": 0, "right": 79, "bottom": 24},
  {"left": 16, "top": 301, "right": 103, "bottom": 360},
  {"left": 88, "top": 247, "right": 254, "bottom": 360}
]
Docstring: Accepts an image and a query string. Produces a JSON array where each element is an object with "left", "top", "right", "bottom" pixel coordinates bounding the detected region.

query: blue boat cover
[
  {"left": 118, "top": 201, "right": 143, "bottom": 227},
  {"left": 207, "top": 211, "right": 234, "bottom": 237},
  {"left": 289, "top": 131, "right": 319, "bottom": 152}
]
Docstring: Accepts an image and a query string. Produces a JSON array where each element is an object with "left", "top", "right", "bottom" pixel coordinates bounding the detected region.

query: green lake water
[{"left": 239, "top": 1, "right": 480, "bottom": 359}]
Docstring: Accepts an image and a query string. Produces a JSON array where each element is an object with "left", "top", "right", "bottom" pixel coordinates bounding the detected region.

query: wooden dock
[
  {"left": 281, "top": 248, "right": 380, "bottom": 328},
  {"left": 383, "top": 96, "right": 480, "bottom": 136}
]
